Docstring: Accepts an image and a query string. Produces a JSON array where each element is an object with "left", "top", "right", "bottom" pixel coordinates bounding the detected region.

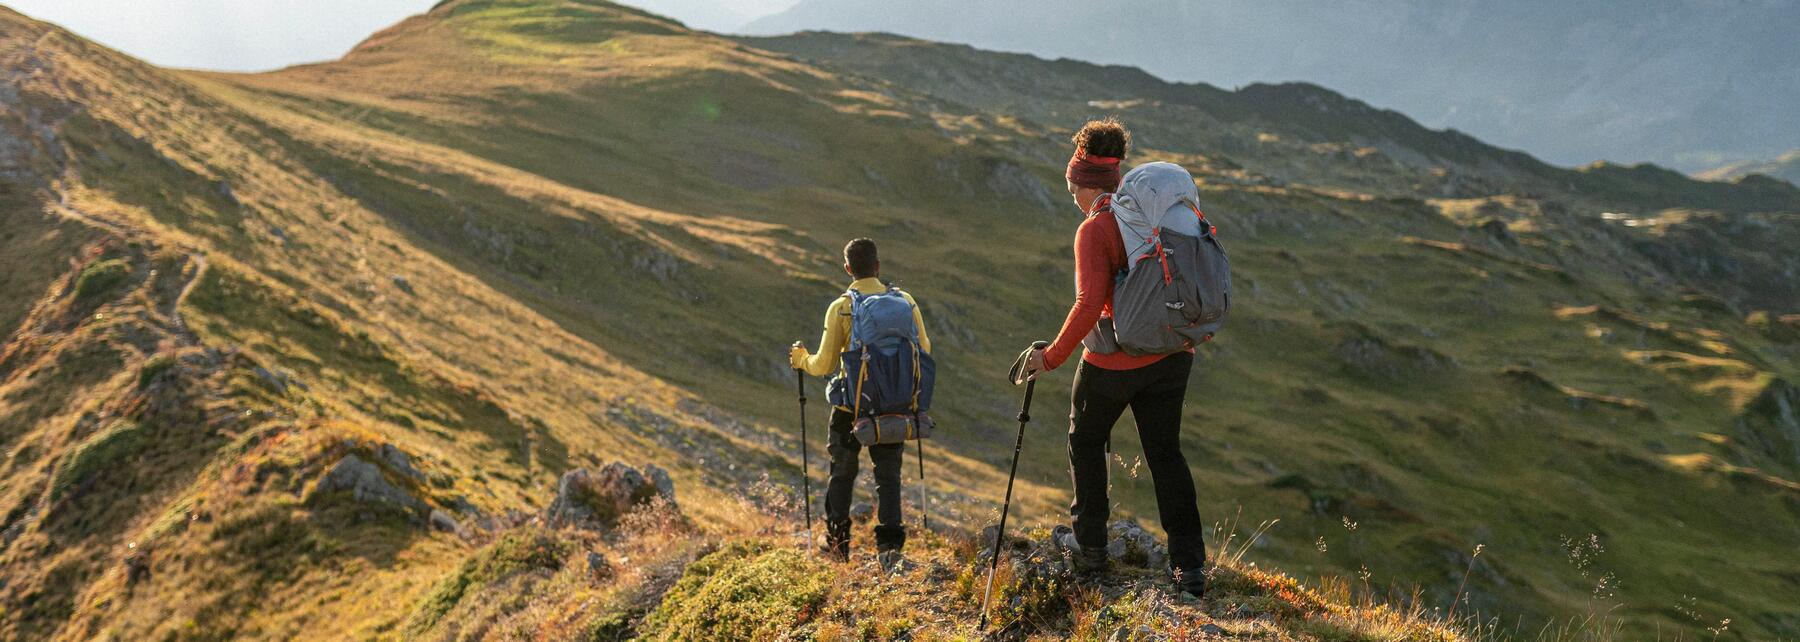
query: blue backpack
[{"left": 825, "top": 286, "right": 936, "bottom": 444}]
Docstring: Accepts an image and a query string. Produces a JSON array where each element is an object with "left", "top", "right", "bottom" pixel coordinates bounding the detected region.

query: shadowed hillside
[{"left": 1, "top": 1, "right": 1796, "bottom": 640}]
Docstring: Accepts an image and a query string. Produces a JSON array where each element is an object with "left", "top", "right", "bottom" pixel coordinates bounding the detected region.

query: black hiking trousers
[
  {"left": 1068, "top": 352, "right": 1205, "bottom": 575},
  {"left": 825, "top": 408, "right": 906, "bottom": 553}
]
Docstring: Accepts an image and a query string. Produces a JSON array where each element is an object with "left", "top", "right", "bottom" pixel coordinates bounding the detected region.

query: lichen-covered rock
[
  {"left": 379, "top": 442, "right": 426, "bottom": 482},
  {"left": 306, "top": 454, "right": 424, "bottom": 513},
  {"left": 645, "top": 464, "right": 677, "bottom": 506},
  {"left": 1107, "top": 520, "right": 1169, "bottom": 571}
]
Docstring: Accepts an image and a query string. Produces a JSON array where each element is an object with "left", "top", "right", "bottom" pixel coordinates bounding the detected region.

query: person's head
[
  {"left": 844, "top": 237, "right": 879, "bottom": 279},
  {"left": 1065, "top": 118, "right": 1130, "bottom": 214}
]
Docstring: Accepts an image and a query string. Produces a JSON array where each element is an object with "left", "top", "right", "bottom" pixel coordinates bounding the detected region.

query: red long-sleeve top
[{"left": 1043, "top": 203, "right": 1174, "bottom": 371}]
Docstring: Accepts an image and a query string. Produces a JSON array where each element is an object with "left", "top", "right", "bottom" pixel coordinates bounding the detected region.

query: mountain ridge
[
  {"left": 1699, "top": 149, "right": 1800, "bottom": 187},
  {"left": 740, "top": 0, "right": 1800, "bottom": 173}
]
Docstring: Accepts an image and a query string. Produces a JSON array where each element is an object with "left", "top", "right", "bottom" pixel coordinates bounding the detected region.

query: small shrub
[
  {"left": 406, "top": 527, "right": 571, "bottom": 635},
  {"left": 50, "top": 422, "right": 147, "bottom": 502},
  {"left": 74, "top": 259, "right": 131, "bottom": 301},
  {"left": 639, "top": 539, "right": 829, "bottom": 641},
  {"left": 137, "top": 354, "right": 177, "bottom": 389},
  {"left": 586, "top": 609, "right": 636, "bottom": 641}
]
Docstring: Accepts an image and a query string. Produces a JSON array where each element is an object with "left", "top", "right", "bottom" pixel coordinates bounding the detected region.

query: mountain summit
[{"left": 1, "top": 1, "right": 1796, "bottom": 639}]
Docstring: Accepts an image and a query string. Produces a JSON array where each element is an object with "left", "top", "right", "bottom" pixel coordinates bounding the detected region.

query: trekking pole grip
[{"left": 1016, "top": 341, "right": 1048, "bottom": 422}]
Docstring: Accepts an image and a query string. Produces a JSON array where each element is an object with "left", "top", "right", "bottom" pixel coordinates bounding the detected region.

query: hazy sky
[{"left": 4, "top": 0, "right": 794, "bottom": 72}]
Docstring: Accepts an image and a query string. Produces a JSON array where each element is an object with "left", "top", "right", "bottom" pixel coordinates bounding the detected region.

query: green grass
[
  {"left": 137, "top": 354, "right": 177, "bottom": 389},
  {"left": 638, "top": 539, "right": 830, "bottom": 641},
  {"left": 406, "top": 527, "right": 573, "bottom": 635},
  {"left": 50, "top": 422, "right": 146, "bottom": 502},
  {"left": 73, "top": 258, "right": 130, "bottom": 301}
]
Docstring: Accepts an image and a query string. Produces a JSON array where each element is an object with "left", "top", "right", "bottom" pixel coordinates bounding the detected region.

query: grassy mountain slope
[{"left": 0, "top": 1, "right": 1796, "bottom": 639}]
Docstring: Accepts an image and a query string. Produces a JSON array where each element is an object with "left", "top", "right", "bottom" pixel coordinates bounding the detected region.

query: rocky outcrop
[
  {"left": 983, "top": 519, "right": 1173, "bottom": 573},
  {"left": 1334, "top": 325, "right": 1456, "bottom": 379},
  {"left": 305, "top": 454, "right": 425, "bottom": 514},
  {"left": 1736, "top": 379, "right": 1800, "bottom": 473},
  {"left": 546, "top": 462, "right": 678, "bottom": 529},
  {"left": 1101, "top": 521, "right": 1170, "bottom": 571},
  {"left": 378, "top": 443, "right": 427, "bottom": 483}
]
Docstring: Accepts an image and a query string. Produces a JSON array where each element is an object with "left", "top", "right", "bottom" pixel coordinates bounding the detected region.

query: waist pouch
[{"left": 852, "top": 412, "right": 934, "bottom": 446}]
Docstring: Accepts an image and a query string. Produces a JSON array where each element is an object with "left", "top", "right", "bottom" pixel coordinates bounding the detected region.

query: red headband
[{"left": 1066, "top": 150, "right": 1122, "bottom": 189}]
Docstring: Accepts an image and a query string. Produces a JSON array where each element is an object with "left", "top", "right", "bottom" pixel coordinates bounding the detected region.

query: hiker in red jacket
[{"left": 1022, "top": 118, "right": 1208, "bottom": 597}]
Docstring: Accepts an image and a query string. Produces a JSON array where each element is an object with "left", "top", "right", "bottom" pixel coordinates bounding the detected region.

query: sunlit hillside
[{"left": 0, "top": 1, "right": 1795, "bottom": 640}]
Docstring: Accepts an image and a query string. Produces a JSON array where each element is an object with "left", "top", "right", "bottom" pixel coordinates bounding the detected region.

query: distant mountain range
[
  {"left": 742, "top": 0, "right": 1800, "bottom": 173},
  {"left": 1700, "top": 149, "right": 1800, "bottom": 186}
]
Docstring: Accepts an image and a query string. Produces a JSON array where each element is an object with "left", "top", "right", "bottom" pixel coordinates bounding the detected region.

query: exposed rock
[
  {"left": 306, "top": 454, "right": 423, "bottom": 513},
  {"left": 1200, "top": 623, "right": 1227, "bottom": 637},
  {"left": 428, "top": 509, "right": 460, "bottom": 534},
  {"left": 1106, "top": 520, "right": 1169, "bottom": 570},
  {"left": 1109, "top": 623, "right": 1169, "bottom": 642},
  {"left": 379, "top": 443, "right": 427, "bottom": 482},
  {"left": 1052, "top": 524, "right": 1079, "bottom": 552},
  {"left": 252, "top": 366, "right": 289, "bottom": 395},
  {"left": 1736, "top": 379, "right": 1800, "bottom": 472},
  {"left": 986, "top": 160, "right": 1057, "bottom": 212},
  {"left": 547, "top": 462, "right": 678, "bottom": 529},
  {"left": 390, "top": 274, "right": 415, "bottom": 295},
  {"left": 1477, "top": 218, "right": 1516, "bottom": 245},
  {"left": 1334, "top": 327, "right": 1455, "bottom": 379},
  {"left": 975, "top": 524, "right": 1034, "bottom": 565},
  {"left": 849, "top": 502, "right": 874, "bottom": 523},
  {"left": 587, "top": 551, "right": 613, "bottom": 581},
  {"left": 645, "top": 464, "right": 677, "bottom": 506}
]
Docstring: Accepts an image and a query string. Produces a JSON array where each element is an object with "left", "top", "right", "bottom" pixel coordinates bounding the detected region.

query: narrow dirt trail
[{"left": 50, "top": 190, "right": 209, "bottom": 341}]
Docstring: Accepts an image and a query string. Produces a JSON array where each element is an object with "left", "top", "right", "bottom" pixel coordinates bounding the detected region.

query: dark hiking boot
[
  {"left": 877, "top": 549, "right": 908, "bottom": 573},
  {"left": 1174, "top": 566, "right": 1207, "bottom": 599},
  {"left": 1052, "top": 525, "right": 1108, "bottom": 579},
  {"left": 1073, "top": 547, "right": 1110, "bottom": 578}
]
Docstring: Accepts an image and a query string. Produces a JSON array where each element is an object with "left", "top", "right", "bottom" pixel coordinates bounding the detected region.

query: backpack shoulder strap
[
  {"left": 1088, "top": 193, "right": 1115, "bottom": 219},
  {"left": 842, "top": 288, "right": 862, "bottom": 348}
]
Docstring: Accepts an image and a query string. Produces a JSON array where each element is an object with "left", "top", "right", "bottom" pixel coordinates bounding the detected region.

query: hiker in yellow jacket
[{"left": 789, "top": 238, "right": 930, "bottom": 567}]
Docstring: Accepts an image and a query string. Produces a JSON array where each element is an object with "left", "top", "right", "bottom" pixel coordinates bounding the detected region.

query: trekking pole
[
  {"left": 916, "top": 437, "right": 929, "bottom": 531},
  {"left": 980, "top": 341, "right": 1048, "bottom": 630},
  {"left": 795, "top": 367, "right": 814, "bottom": 553}
]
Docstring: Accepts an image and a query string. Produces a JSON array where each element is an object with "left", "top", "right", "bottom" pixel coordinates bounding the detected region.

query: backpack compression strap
[
  {"left": 1101, "top": 194, "right": 1175, "bottom": 286},
  {"left": 1189, "top": 203, "right": 1218, "bottom": 238}
]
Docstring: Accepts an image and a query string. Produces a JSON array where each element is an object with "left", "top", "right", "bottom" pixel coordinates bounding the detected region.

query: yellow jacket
[{"left": 790, "top": 277, "right": 932, "bottom": 377}]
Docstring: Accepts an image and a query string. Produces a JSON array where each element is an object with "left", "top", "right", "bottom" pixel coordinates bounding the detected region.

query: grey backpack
[{"left": 1082, "top": 162, "right": 1231, "bottom": 356}]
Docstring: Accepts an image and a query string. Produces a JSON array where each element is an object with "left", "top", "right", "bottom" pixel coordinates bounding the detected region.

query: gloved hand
[
  {"left": 1009, "top": 341, "right": 1051, "bottom": 385},
  {"left": 789, "top": 341, "right": 809, "bottom": 370}
]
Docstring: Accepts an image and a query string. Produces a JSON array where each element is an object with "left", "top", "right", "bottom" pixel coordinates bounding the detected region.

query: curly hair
[{"left": 1072, "top": 117, "right": 1130, "bottom": 158}]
